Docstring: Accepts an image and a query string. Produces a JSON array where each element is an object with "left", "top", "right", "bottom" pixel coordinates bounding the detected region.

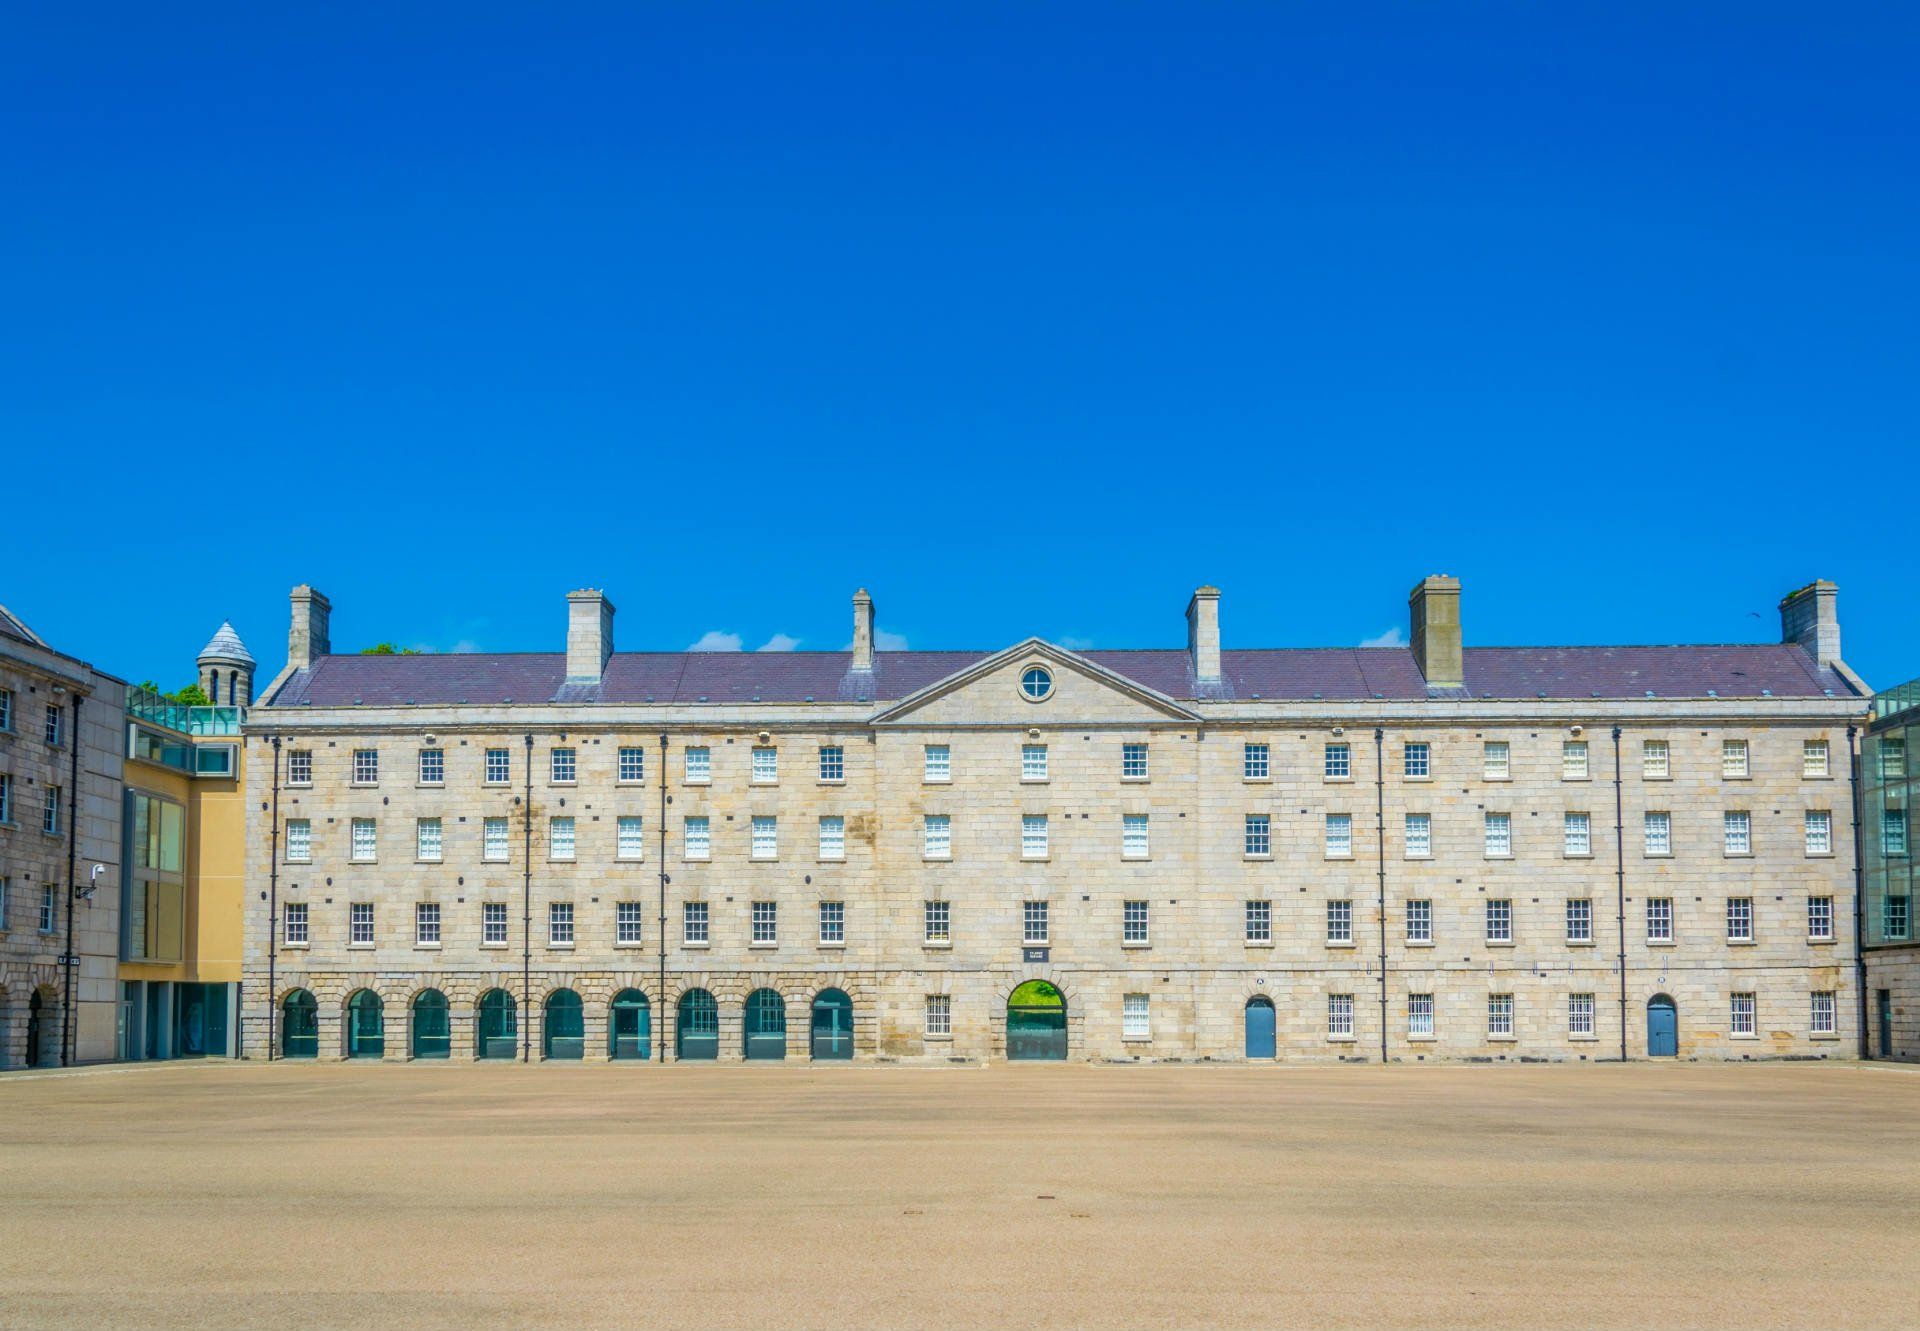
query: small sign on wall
[{"left": 1022, "top": 947, "right": 1050, "bottom": 964}]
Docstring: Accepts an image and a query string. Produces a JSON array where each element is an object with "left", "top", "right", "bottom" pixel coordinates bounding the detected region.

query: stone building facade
[{"left": 239, "top": 578, "right": 1872, "bottom": 1064}]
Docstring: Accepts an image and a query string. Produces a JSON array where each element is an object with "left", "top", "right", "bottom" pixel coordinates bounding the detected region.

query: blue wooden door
[
  {"left": 1647, "top": 997, "right": 1677, "bottom": 1057},
  {"left": 1245, "top": 998, "right": 1276, "bottom": 1059}
]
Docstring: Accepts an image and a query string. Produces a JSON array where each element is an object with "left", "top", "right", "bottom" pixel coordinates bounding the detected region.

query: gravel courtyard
[{"left": 1, "top": 1060, "right": 1915, "bottom": 1330}]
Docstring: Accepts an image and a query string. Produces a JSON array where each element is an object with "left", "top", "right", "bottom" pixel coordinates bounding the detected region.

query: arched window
[
  {"left": 1007, "top": 980, "right": 1067, "bottom": 1061},
  {"left": 411, "top": 990, "right": 450, "bottom": 1060},
  {"left": 810, "top": 989, "right": 853, "bottom": 1060},
  {"left": 544, "top": 989, "right": 584, "bottom": 1060},
  {"left": 677, "top": 989, "right": 718, "bottom": 1061},
  {"left": 476, "top": 988, "right": 517, "bottom": 1060},
  {"left": 345, "top": 989, "right": 384, "bottom": 1059},
  {"left": 282, "top": 990, "right": 317, "bottom": 1059},
  {"left": 744, "top": 988, "right": 787, "bottom": 1060},
  {"left": 610, "top": 989, "right": 651, "bottom": 1060}
]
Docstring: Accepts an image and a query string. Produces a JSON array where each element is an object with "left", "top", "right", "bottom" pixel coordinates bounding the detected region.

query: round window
[{"left": 1020, "top": 665, "right": 1053, "bottom": 701}]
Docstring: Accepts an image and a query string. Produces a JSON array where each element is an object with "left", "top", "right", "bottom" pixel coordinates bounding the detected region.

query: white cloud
[
  {"left": 688, "top": 630, "right": 744, "bottom": 652},
  {"left": 448, "top": 639, "right": 482, "bottom": 655},
  {"left": 756, "top": 633, "right": 801, "bottom": 652},
  {"left": 1358, "top": 626, "right": 1406, "bottom": 648},
  {"left": 875, "top": 628, "right": 910, "bottom": 651},
  {"left": 1056, "top": 635, "right": 1094, "bottom": 651}
]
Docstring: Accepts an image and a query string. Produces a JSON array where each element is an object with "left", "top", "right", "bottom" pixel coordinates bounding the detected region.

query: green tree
[
  {"left": 360, "top": 642, "right": 423, "bottom": 655},
  {"left": 137, "top": 680, "right": 211, "bottom": 705}
]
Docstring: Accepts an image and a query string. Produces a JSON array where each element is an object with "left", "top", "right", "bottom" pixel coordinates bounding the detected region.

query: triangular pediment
[{"left": 870, "top": 638, "right": 1200, "bottom": 726}]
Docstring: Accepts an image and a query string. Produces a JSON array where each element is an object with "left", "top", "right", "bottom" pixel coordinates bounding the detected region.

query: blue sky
[{"left": 3, "top": 5, "right": 1915, "bottom": 689}]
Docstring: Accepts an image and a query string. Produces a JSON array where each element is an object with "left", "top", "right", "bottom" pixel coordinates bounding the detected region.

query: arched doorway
[
  {"left": 609, "top": 990, "right": 651, "bottom": 1060},
  {"left": 811, "top": 989, "right": 853, "bottom": 1060},
  {"left": 345, "top": 990, "right": 384, "bottom": 1059},
  {"left": 744, "top": 988, "right": 787, "bottom": 1060},
  {"left": 411, "top": 990, "right": 450, "bottom": 1060},
  {"left": 544, "top": 989, "right": 584, "bottom": 1060},
  {"left": 677, "top": 989, "right": 718, "bottom": 1060},
  {"left": 1245, "top": 996, "right": 1277, "bottom": 1059},
  {"left": 476, "top": 989, "right": 517, "bottom": 1059},
  {"left": 1007, "top": 980, "right": 1067, "bottom": 1061},
  {"left": 1647, "top": 995, "right": 1678, "bottom": 1058},
  {"left": 282, "top": 990, "right": 317, "bottom": 1058},
  {"left": 26, "top": 991, "right": 49, "bottom": 1068}
]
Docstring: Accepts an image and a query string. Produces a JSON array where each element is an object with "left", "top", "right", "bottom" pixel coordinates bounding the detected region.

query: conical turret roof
[{"left": 198, "top": 620, "right": 255, "bottom": 666}]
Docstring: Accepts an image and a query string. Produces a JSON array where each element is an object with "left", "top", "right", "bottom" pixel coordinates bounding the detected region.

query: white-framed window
[
  {"left": 1403, "top": 742, "right": 1430, "bottom": 778},
  {"left": 1808, "top": 895, "right": 1834, "bottom": 941},
  {"left": 1811, "top": 990, "right": 1837, "bottom": 1036},
  {"left": 1647, "top": 897, "right": 1674, "bottom": 943},
  {"left": 1244, "top": 813, "right": 1271, "bottom": 857},
  {"left": 1123, "top": 899, "right": 1149, "bottom": 944},
  {"left": 1570, "top": 993, "right": 1596, "bottom": 1037},
  {"left": 751, "top": 746, "right": 777, "bottom": 784},
  {"left": 286, "top": 818, "right": 312, "bottom": 863},
  {"left": 42, "top": 786, "right": 61, "bottom": 836},
  {"left": 287, "top": 749, "right": 313, "bottom": 785},
  {"left": 925, "top": 993, "right": 952, "bottom": 1037},
  {"left": 751, "top": 900, "right": 777, "bottom": 944},
  {"left": 1484, "top": 811, "right": 1512, "bottom": 857},
  {"left": 1562, "top": 740, "right": 1589, "bottom": 779},
  {"left": 1486, "top": 898, "right": 1513, "bottom": 944},
  {"left": 1723, "top": 810, "right": 1751, "bottom": 856},
  {"left": 1489, "top": 994, "right": 1514, "bottom": 1038},
  {"left": 1408, "top": 993, "right": 1435, "bottom": 1038},
  {"left": 549, "top": 901, "right": 574, "bottom": 946},
  {"left": 819, "top": 815, "right": 846, "bottom": 861},
  {"left": 483, "top": 901, "right": 508, "bottom": 946},
  {"left": 415, "top": 901, "right": 441, "bottom": 946},
  {"left": 1644, "top": 810, "right": 1671, "bottom": 856},
  {"left": 1881, "top": 738, "right": 1908, "bottom": 780},
  {"left": 483, "top": 817, "right": 509, "bottom": 862},
  {"left": 1325, "top": 812, "right": 1352, "bottom": 858},
  {"left": 283, "top": 901, "right": 308, "bottom": 946},
  {"left": 0, "top": 773, "right": 11, "bottom": 826},
  {"left": 924, "top": 744, "right": 950, "bottom": 782},
  {"left": 1328, "top": 994, "right": 1354, "bottom": 1038},
  {"left": 682, "top": 900, "right": 709, "bottom": 944},
  {"left": 1722, "top": 739, "right": 1750, "bottom": 778},
  {"left": 352, "top": 749, "right": 378, "bottom": 785},
  {"left": 418, "top": 748, "right": 444, "bottom": 784},
  {"left": 1021, "top": 744, "right": 1048, "bottom": 781},
  {"left": 1406, "top": 898, "right": 1432, "bottom": 944},
  {"left": 484, "top": 748, "right": 510, "bottom": 784},
  {"left": 684, "top": 816, "right": 710, "bottom": 860},
  {"left": 550, "top": 748, "right": 576, "bottom": 783},
  {"left": 1566, "top": 897, "right": 1593, "bottom": 943},
  {"left": 1243, "top": 742, "right": 1270, "bottom": 780},
  {"left": 1564, "top": 811, "right": 1591, "bottom": 857},
  {"left": 616, "top": 901, "right": 644, "bottom": 945},
  {"left": 1122, "top": 742, "right": 1149, "bottom": 780},
  {"left": 684, "top": 746, "right": 711, "bottom": 783},
  {"left": 416, "top": 817, "right": 442, "bottom": 862},
  {"left": 0, "top": 688, "right": 10, "bottom": 732},
  {"left": 39, "top": 884, "right": 56, "bottom": 933},
  {"left": 1022, "top": 814, "right": 1048, "bottom": 860},
  {"left": 1643, "top": 739, "right": 1670, "bottom": 779},
  {"left": 922, "top": 814, "right": 950, "bottom": 860},
  {"left": 818, "top": 746, "right": 844, "bottom": 782},
  {"left": 818, "top": 900, "right": 844, "bottom": 945},
  {"left": 1884, "top": 809, "right": 1909, "bottom": 857},
  {"left": 1325, "top": 742, "right": 1351, "bottom": 779},
  {"left": 1022, "top": 899, "right": 1049, "bottom": 944},
  {"left": 1245, "top": 899, "right": 1272, "bottom": 944},
  {"left": 1404, "top": 812, "right": 1431, "bottom": 858},
  {"left": 1483, "top": 740, "right": 1510, "bottom": 780},
  {"left": 1803, "top": 739, "right": 1830, "bottom": 778},
  {"left": 1122, "top": 814, "right": 1149, "bottom": 860},
  {"left": 1326, "top": 899, "right": 1353, "bottom": 944},
  {"left": 44, "top": 704, "right": 62, "bottom": 747},
  {"left": 350, "top": 818, "right": 376, "bottom": 862},
  {"left": 1726, "top": 896, "right": 1754, "bottom": 943},
  {"left": 617, "top": 816, "right": 645, "bottom": 861},
  {"left": 349, "top": 901, "right": 374, "bottom": 945},
  {"left": 751, "top": 815, "right": 778, "bottom": 860},
  {"left": 924, "top": 899, "right": 951, "bottom": 944},
  {"left": 549, "top": 816, "right": 576, "bottom": 861},
  {"left": 618, "top": 747, "right": 646, "bottom": 783},
  {"left": 1805, "top": 809, "right": 1832, "bottom": 855},
  {"left": 1885, "top": 895, "right": 1910, "bottom": 940},
  {"left": 1730, "top": 991, "right": 1756, "bottom": 1036},
  {"left": 1123, "top": 993, "right": 1151, "bottom": 1039}
]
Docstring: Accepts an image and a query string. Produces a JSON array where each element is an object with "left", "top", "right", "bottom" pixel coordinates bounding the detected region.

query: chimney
[
  {"left": 287, "top": 585, "right": 331, "bottom": 671},
  {"left": 566, "top": 589, "right": 615, "bottom": 682},
  {"left": 1408, "top": 575, "right": 1463, "bottom": 689},
  {"left": 1186, "top": 585, "right": 1221, "bottom": 684},
  {"left": 851, "top": 588, "right": 875, "bottom": 672},
  {"left": 1779, "top": 580, "right": 1841, "bottom": 668}
]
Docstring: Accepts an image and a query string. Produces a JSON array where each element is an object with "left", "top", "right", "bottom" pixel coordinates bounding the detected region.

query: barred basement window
[
  {"left": 483, "top": 817, "right": 509, "bottom": 863},
  {"left": 1325, "top": 742, "right": 1351, "bottom": 779},
  {"left": 1408, "top": 993, "right": 1434, "bottom": 1038},
  {"left": 1564, "top": 811, "right": 1591, "bottom": 856},
  {"left": 819, "top": 815, "right": 846, "bottom": 861},
  {"left": 1123, "top": 993, "right": 1150, "bottom": 1039},
  {"left": 1643, "top": 739, "right": 1670, "bottom": 779},
  {"left": 1123, "top": 899, "right": 1149, "bottom": 945},
  {"left": 349, "top": 901, "right": 374, "bottom": 945},
  {"left": 1803, "top": 739, "right": 1830, "bottom": 778},
  {"left": 352, "top": 749, "right": 378, "bottom": 785},
  {"left": 1730, "top": 992, "right": 1756, "bottom": 1037},
  {"left": 1805, "top": 809, "right": 1832, "bottom": 855},
  {"left": 1326, "top": 899, "right": 1353, "bottom": 944},
  {"left": 617, "top": 816, "right": 645, "bottom": 860},
  {"left": 1811, "top": 990, "right": 1837, "bottom": 1035},
  {"left": 818, "top": 900, "right": 845, "bottom": 944},
  {"left": 1483, "top": 740, "right": 1510, "bottom": 780},
  {"left": 1566, "top": 898, "right": 1593, "bottom": 943},
  {"left": 1122, "top": 814, "right": 1149, "bottom": 859},
  {"left": 1486, "top": 898, "right": 1513, "bottom": 944},
  {"left": 1724, "top": 810, "right": 1751, "bottom": 856},
  {"left": 683, "top": 901, "right": 709, "bottom": 944},
  {"left": 751, "top": 747, "right": 778, "bottom": 783},
  {"left": 1488, "top": 994, "right": 1514, "bottom": 1038},
  {"left": 1647, "top": 897, "right": 1674, "bottom": 943},
  {"left": 484, "top": 748, "right": 510, "bottom": 784},
  {"left": 416, "top": 902, "right": 440, "bottom": 946},
  {"left": 1562, "top": 740, "right": 1588, "bottom": 779},
  {"left": 924, "top": 744, "right": 950, "bottom": 782},
  {"left": 483, "top": 902, "right": 508, "bottom": 945},
  {"left": 286, "top": 819, "right": 311, "bottom": 863},
  {"left": 684, "top": 816, "right": 710, "bottom": 860},
  {"left": 418, "top": 748, "right": 444, "bottom": 784},
  {"left": 1808, "top": 895, "right": 1834, "bottom": 941},
  {"left": 1122, "top": 742, "right": 1149, "bottom": 780},
  {"left": 1406, "top": 898, "right": 1432, "bottom": 943},
  {"left": 284, "top": 902, "right": 308, "bottom": 945},
  {"left": 1244, "top": 814, "right": 1271, "bottom": 857},
  {"left": 922, "top": 814, "right": 951, "bottom": 859},
  {"left": 549, "top": 816, "right": 576, "bottom": 861},
  {"left": 817, "top": 746, "right": 844, "bottom": 782},
  {"left": 1325, "top": 812, "right": 1352, "bottom": 858},
  {"left": 684, "top": 747, "right": 711, "bottom": 783},
  {"left": 549, "top": 901, "right": 574, "bottom": 946},
  {"left": 924, "top": 900, "right": 950, "bottom": 944},
  {"left": 1245, "top": 900, "right": 1272, "bottom": 943},
  {"left": 417, "top": 818, "right": 442, "bottom": 862},
  {"left": 1404, "top": 812, "right": 1431, "bottom": 858},
  {"left": 1722, "top": 739, "right": 1750, "bottom": 778},
  {"left": 618, "top": 747, "right": 646, "bottom": 783},
  {"left": 616, "top": 901, "right": 644, "bottom": 945},
  {"left": 1243, "top": 742, "right": 1269, "bottom": 779},
  {"left": 351, "top": 818, "right": 377, "bottom": 862},
  {"left": 551, "top": 748, "right": 576, "bottom": 783},
  {"left": 288, "top": 749, "right": 313, "bottom": 784},
  {"left": 1484, "top": 811, "right": 1512, "bottom": 857},
  {"left": 1644, "top": 810, "right": 1671, "bottom": 856},
  {"left": 925, "top": 994, "right": 951, "bottom": 1037},
  {"left": 1569, "top": 993, "right": 1595, "bottom": 1037},
  {"left": 1328, "top": 994, "right": 1354, "bottom": 1038},
  {"left": 751, "top": 816, "right": 778, "bottom": 860},
  {"left": 751, "top": 900, "right": 777, "bottom": 944},
  {"left": 1023, "top": 900, "right": 1049, "bottom": 945},
  {"left": 1022, "top": 815, "right": 1048, "bottom": 860},
  {"left": 1021, "top": 744, "right": 1048, "bottom": 781}
]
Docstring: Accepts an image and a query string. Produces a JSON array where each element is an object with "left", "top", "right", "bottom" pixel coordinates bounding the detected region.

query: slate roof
[
  {"left": 198, "top": 621, "right": 255, "bottom": 665},
  {"left": 261, "top": 642, "right": 1858, "bottom": 708},
  {"left": 0, "top": 603, "right": 45, "bottom": 647}
]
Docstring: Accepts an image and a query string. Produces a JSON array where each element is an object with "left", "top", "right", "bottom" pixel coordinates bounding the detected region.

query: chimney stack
[
  {"left": 851, "top": 589, "right": 876, "bottom": 672},
  {"left": 1186, "top": 586, "right": 1221, "bottom": 684},
  {"left": 566, "top": 589, "right": 615, "bottom": 682},
  {"left": 1408, "top": 575, "right": 1463, "bottom": 689},
  {"left": 287, "top": 585, "right": 331, "bottom": 672},
  {"left": 1779, "top": 580, "right": 1841, "bottom": 668}
]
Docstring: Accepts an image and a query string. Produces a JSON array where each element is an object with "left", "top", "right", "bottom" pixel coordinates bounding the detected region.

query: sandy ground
[{"left": 1, "top": 1061, "right": 1916, "bottom": 1330}]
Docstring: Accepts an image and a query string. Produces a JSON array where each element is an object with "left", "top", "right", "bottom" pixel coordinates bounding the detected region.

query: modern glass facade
[{"left": 1864, "top": 679, "right": 1918, "bottom": 949}]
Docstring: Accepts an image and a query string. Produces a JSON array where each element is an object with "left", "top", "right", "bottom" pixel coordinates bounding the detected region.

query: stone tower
[{"left": 197, "top": 621, "right": 256, "bottom": 706}]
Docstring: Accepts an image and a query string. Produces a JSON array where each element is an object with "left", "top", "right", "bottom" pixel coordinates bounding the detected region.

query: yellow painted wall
[{"left": 118, "top": 741, "right": 247, "bottom": 984}]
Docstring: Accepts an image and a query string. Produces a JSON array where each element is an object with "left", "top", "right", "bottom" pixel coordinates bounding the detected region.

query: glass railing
[
  {"left": 1873, "top": 677, "right": 1920, "bottom": 726},
  {"left": 126, "top": 685, "right": 247, "bottom": 736}
]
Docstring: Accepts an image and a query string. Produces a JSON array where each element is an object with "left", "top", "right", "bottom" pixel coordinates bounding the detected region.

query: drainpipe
[
  {"left": 1848, "top": 724, "right": 1867, "bottom": 1059},
  {"left": 60, "top": 694, "right": 82, "bottom": 1067},
  {"left": 266, "top": 736, "right": 282, "bottom": 1060},
  {"left": 522, "top": 733, "right": 533, "bottom": 1064},
  {"left": 657, "top": 732, "right": 669, "bottom": 1063},
  {"left": 1612, "top": 726, "right": 1627, "bottom": 1063},
  {"left": 1374, "top": 726, "right": 1387, "bottom": 1065}
]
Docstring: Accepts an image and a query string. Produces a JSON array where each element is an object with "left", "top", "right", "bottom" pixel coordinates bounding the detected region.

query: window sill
[
  {"left": 1021, "top": 777, "right": 1050, "bottom": 785},
  {"left": 1324, "top": 854, "right": 1354, "bottom": 862},
  {"left": 417, "top": 781, "right": 445, "bottom": 790},
  {"left": 1022, "top": 856, "right": 1050, "bottom": 864},
  {"left": 614, "top": 940, "right": 647, "bottom": 949},
  {"left": 1326, "top": 1033, "right": 1356, "bottom": 1044},
  {"left": 1811, "top": 1032, "right": 1841, "bottom": 1042},
  {"left": 1569, "top": 1032, "right": 1599, "bottom": 1042},
  {"left": 616, "top": 779, "right": 649, "bottom": 788},
  {"left": 1488, "top": 1034, "right": 1517, "bottom": 1043},
  {"left": 1646, "top": 939, "right": 1676, "bottom": 948},
  {"left": 350, "top": 859, "right": 377, "bottom": 866},
  {"left": 1644, "top": 852, "right": 1672, "bottom": 860},
  {"left": 684, "top": 856, "right": 711, "bottom": 864},
  {"left": 1563, "top": 853, "right": 1594, "bottom": 861},
  {"left": 1484, "top": 854, "right": 1513, "bottom": 862},
  {"left": 749, "top": 780, "right": 778, "bottom": 788},
  {"left": 1243, "top": 940, "right": 1275, "bottom": 949},
  {"left": 1120, "top": 776, "right": 1150, "bottom": 785},
  {"left": 1485, "top": 940, "right": 1516, "bottom": 949},
  {"left": 1324, "top": 776, "right": 1354, "bottom": 784},
  {"left": 1805, "top": 852, "right": 1835, "bottom": 860},
  {"left": 349, "top": 783, "right": 379, "bottom": 790},
  {"left": 750, "top": 857, "right": 779, "bottom": 865},
  {"left": 549, "top": 858, "right": 577, "bottom": 866},
  {"left": 1243, "top": 776, "right": 1272, "bottom": 784},
  {"left": 1244, "top": 854, "right": 1273, "bottom": 863},
  {"left": 1562, "top": 776, "right": 1592, "bottom": 784},
  {"left": 923, "top": 778, "right": 951, "bottom": 786},
  {"left": 1406, "top": 1033, "right": 1435, "bottom": 1044},
  {"left": 286, "top": 859, "right": 312, "bottom": 867},
  {"left": 1404, "top": 854, "right": 1432, "bottom": 863},
  {"left": 281, "top": 941, "right": 308, "bottom": 950},
  {"left": 1809, "top": 937, "right": 1837, "bottom": 946},
  {"left": 483, "top": 858, "right": 511, "bottom": 867},
  {"left": 482, "top": 781, "right": 509, "bottom": 789},
  {"left": 616, "top": 856, "right": 646, "bottom": 865},
  {"left": 1121, "top": 855, "right": 1151, "bottom": 864},
  {"left": 748, "top": 941, "right": 779, "bottom": 950},
  {"left": 1122, "top": 1033, "right": 1152, "bottom": 1043},
  {"left": 1482, "top": 774, "right": 1512, "bottom": 783},
  {"left": 923, "top": 940, "right": 952, "bottom": 950},
  {"left": 1406, "top": 939, "right": 1435, "bottom": 948},
  {"left": 683, "top": 779, "right": 711, "bottom": 788},
  {"left": 1121, "top": 940, "right": 1151, "bottom": 950},
  {"left": 347, "top": 943, "right": 374, "bottom": 951},
  {"left": 547, "top": 942, "right": 575, "bottom": 951},
  {"left": 1731, "top": 1033, "right": 1759, "bottom": 1042},
  {"left": 817, "top": 940, "right": 845, "bottom": 950},
  {"left": 1325, "top": 939, "right": 1356, "bottom": 949},
  {"left": 923, "top": 855, "right": 952, "bottom": 864},
  {"left": 416, "top": 859, "right": 444, "bottom": 866},
  {"left": 1724, "top": 854, "right": 1754, "bottom": 861},
  {"left": 479, "top": 941, "right": 510, "bottom": 949},
  {"left": 414, "top": 942, "right": 442, "bottom": 951},
  {"left": 1566, "top": 940, "right": 1597, "bottom": 948},
  {"left": 1727, "top": 939, "right": 1756, "bottom": 947},
  {"left": 923, "top": 1032, "right": 953, "bottom": 1043}
]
